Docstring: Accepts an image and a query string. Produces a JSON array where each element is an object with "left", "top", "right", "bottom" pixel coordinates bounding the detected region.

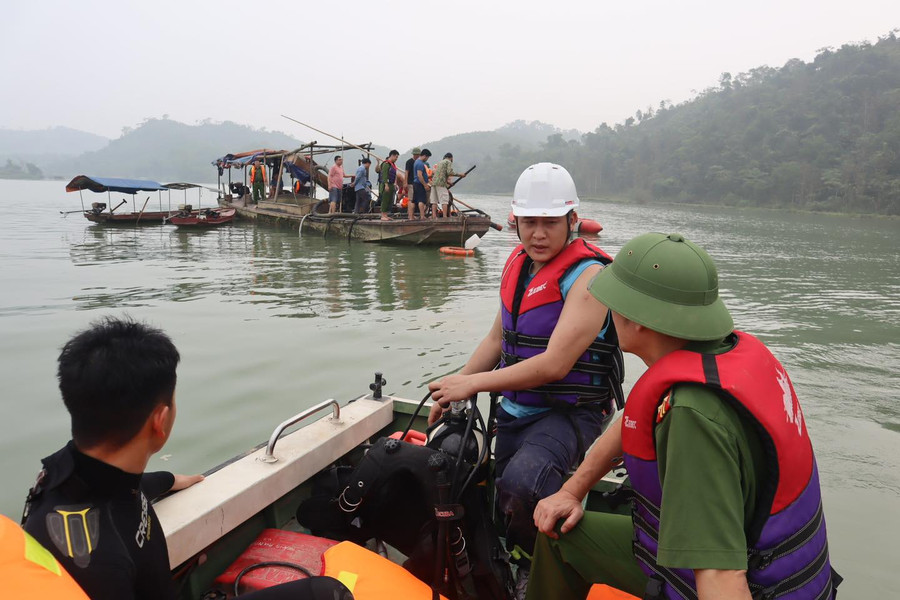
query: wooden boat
[
  {"left": 301, "top": 207, "right": 493, "bottom": 246},
  {"left": 164, "top": 182, "right": 235, "bottom": 227},
  {"left": 65, "top": 175, "right": 173, "bottom": 225},
  {"left": 213, "top": 145, "right": 496, "bottom": 245},
  {"left": 168, "top": 207, "right": 236, "bottom": 227},
  {"left": 156, "top": 378, "right": 631, "bottom": 599}
]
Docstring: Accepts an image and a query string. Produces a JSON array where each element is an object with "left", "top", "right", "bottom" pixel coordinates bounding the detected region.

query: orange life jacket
[
  {"left": 322, "top": 541, "right": 448, "bottom": 600},
  {"left": 587, "top": 584, "right": 640, "bottom": 600},
  {"left": 250, "top": 165, "right": 266, "bottom": 183},
  {"left": 0, "top": 514, "right": 89, "bottom": 599}
]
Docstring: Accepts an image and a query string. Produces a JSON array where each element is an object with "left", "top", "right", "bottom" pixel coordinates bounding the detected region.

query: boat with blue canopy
[{"left": 65, "top": 175, "right": 174, "bottom": 225}]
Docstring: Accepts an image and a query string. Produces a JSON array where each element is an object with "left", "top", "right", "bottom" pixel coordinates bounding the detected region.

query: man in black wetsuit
[{"left": 22, "top": 317, "right": 352, "bottom": 600}]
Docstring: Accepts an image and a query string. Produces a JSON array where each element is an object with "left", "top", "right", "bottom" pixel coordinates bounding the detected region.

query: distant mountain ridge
[
  {"left": 0, "top": 118, "right": 578, "bottom": 186},
  {"left": 0, "top": 126, "right": 108, "bottom": 156},
  {"left": 5, "top": 32, "right": 897, "bottom": 215}
]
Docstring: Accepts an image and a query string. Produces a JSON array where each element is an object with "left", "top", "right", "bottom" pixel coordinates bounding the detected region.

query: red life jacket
[
  {"left": 621, "top": 331, "right": 838, "bottom": 599},
  {"left": 498, "top": 239, "right": 622, "bottom": 408}
]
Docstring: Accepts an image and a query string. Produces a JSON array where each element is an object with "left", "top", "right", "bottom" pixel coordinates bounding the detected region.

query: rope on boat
[
  {"left": 347, "top": 216, "right": 362, "bottom": 241},
  {"left": 298, "top": 213, "right": 309, "bottom": 237}
]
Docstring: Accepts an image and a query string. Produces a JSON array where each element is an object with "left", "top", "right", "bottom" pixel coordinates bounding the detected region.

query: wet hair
[
  {"left": 57, "top": 317, "right": 180, "bottom": 448},
  {"left": 389, "top": 149, "right": 400, "bottom": 157}
]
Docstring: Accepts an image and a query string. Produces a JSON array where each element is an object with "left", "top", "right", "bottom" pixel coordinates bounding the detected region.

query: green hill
[
  {"left": 50, "top": 119, "right": 309, "bottom": 183},
  {"left": 6, "top": 33, "right": 899, "bottom": 214},
  {"left": 475, "top": 33, "right": 900, "bottom": 214}
]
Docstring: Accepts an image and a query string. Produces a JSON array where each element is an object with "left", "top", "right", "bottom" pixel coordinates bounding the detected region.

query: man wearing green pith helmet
[{"left": 527, "top": 233, "right": 841, "bottom": 600}]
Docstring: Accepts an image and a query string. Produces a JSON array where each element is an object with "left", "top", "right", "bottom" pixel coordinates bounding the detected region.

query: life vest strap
[
  {"left": 500, "top": 351, "right": 617, "bottom": 377},
  {"left": 500, "top": 329, "right": 618, "bottom": 355},
  {"left": 748, "top": 501, "right": 824, "bottom": 571},
  {"left": 748, "top": 539, "right": 832, "bottom": 600},
  {"left": 632, "top": 542, "right": 698, "bottom": 600},
  {"left": 632, "top": 490, "right": 661, "bottom": 521}
]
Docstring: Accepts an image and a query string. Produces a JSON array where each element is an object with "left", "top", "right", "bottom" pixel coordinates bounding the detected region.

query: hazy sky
[{"left": 2, "top": 0, "right": 897, "bottom": 150}]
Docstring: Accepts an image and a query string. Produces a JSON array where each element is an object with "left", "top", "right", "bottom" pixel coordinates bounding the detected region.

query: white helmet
[{"left": 511, "top": 163, "right": 579, "bottom": 217}]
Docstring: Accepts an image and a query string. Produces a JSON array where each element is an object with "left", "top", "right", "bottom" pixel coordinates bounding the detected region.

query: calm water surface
[{"left": 1, "top": 179, "right": 897, "bottom": 596}]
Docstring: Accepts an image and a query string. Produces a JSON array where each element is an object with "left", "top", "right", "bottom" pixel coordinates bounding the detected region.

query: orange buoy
[
  {"left": 577, "top": 219, "right": 603, "bottom": 234},
  {"left": 439, "top": 246, "right": 475, "bottom": 257}
]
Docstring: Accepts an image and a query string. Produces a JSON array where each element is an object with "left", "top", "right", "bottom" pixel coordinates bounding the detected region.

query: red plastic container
[{"left": 214, "top": 529, "right": 338, "bottom": 595}]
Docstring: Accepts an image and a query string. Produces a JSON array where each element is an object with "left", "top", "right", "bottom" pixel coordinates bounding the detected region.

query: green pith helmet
[
  {"left": 411, "top": 147, "right": 422, "bottom": 155},
  {"left": 589, "top": 233, "right": 734, "bottom": 341}
]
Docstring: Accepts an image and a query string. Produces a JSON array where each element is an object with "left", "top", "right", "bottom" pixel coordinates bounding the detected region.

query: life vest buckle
[{"left": 748, "top": 548, "right": 774, "bottom": 571}]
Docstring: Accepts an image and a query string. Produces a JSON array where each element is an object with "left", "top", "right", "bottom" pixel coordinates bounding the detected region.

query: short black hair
[
  {"left": 420, "top": 149, "right": 432, "bottom": 157},
  {"left": 443, "top": 152, "right": 453, "bottom": 159},
  {"left": 361, "top": 157, "right": 371, "bottom": 164},
  {"left": 389, "top": 149, "right": 400, "bottom": 157},
  {"left": 58, "top": 317, "right": 180, "bottom": 448}
]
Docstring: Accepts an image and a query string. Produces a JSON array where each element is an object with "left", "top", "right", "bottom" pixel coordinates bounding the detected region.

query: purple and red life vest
[
  {"left": 499, "top": 239, "right": 623, "bottom": 408},
  {"left": 621, "top": 331, "right": 839, "bottom": 600},
  {"left": 378, "top": 161, "right": 397, "bottom": 185}
]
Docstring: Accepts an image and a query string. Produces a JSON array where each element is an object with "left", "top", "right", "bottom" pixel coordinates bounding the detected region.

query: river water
[{"left": 1, "top": 179, "right": 897, "bottom": 596}]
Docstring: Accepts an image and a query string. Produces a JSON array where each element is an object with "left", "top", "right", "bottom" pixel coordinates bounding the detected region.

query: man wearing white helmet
[{"left": 429, "top": 163, "right": 624, "bottom": 595}]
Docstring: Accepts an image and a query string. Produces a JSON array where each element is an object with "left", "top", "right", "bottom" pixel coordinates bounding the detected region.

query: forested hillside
[
  {"left": 461, "top": 33, "right": 900, "bottom": 215},
  {"left": 5, "top": 34, "right": 898, "bottom": 214}
]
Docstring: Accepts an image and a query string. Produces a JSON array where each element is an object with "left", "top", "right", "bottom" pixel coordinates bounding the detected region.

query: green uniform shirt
[
  {"left": 379, "top": 161, "right": 395, "bottom": 184},
  {"left": 654, "top": 337, "right": 768, "bottom": 571}
]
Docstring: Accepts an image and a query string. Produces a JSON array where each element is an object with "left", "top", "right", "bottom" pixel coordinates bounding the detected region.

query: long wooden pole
[
  {"left": 282, "top": 115, "right": 383, "bottom": 162},
  {"left": 135, "top": 196, "right": 151, "bottom": 225}
]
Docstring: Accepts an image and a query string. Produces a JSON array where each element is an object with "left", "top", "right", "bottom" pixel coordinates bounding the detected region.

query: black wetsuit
[
  {"left": 22, "top": 441, "right": 176, "bottom": 600},
  {"left": 22, "top": 442, "right": 353, "bottom": 600}
]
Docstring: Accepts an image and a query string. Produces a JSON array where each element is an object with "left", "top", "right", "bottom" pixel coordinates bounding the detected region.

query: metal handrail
[{"left": 259, "top": 399, "right": 341, "bottom": 463}]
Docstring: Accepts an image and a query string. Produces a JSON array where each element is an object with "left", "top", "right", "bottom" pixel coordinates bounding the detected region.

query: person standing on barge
[{"left": 378, "top": 150, "right": 400, "bottom": 221}]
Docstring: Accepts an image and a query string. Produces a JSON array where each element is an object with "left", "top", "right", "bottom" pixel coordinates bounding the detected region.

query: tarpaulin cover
[
  {"left": 284, "top": 162, "right": 311, "bottom": 184},
  {"left": 163, "top": 182, "right": 219, "bottom": 192},
  {"left": 212, "top": 149, "right": 291, "bottom": 168},
  {"left": 66, "top": 175, "right": 167, "bottom": 194}
]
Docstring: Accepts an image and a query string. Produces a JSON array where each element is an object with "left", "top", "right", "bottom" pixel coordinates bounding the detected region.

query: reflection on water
[
  {"left": 1, "top": 181, "right": 899, "bottom": 596},
  {"left": 67, "top": 220, "right": 497, "bottom": 316}
]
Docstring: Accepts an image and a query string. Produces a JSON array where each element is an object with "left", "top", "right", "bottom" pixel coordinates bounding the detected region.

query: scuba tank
[{"left": 426, "top": 400, "right": 484, "bottom": 468}]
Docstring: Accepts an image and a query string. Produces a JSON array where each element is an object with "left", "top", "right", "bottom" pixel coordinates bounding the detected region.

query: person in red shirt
[{"left": 328, "top": 156, "right": 350, "bottom": 214}]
